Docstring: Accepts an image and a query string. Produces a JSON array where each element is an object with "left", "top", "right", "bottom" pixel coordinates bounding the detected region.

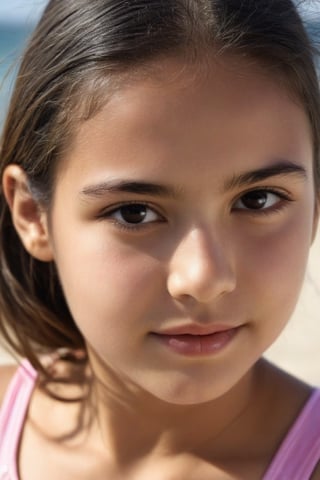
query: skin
[{"left": 2, "top": 56, "right": 320, "bottom": 479}]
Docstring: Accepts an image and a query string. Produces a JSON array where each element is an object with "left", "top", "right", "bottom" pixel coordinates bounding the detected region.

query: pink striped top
[
  {"left": 0, "top": 360, "right": 36, "bottom": 480},
  {"left": 0, "top": 361, "right": 320, "bottom": 479}
]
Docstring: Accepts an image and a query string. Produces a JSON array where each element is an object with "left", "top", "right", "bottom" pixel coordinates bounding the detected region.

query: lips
[
  {"left": 155, "top": 323, "right": 238, "bottom": 336},
  {"left": 151, "top": 324, "right": 240, "bottom": 356}
]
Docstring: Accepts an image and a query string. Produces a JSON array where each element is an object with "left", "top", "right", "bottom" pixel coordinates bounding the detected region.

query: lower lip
[{"left": 152, "top": 328, "right": 238, "bottom": 356}]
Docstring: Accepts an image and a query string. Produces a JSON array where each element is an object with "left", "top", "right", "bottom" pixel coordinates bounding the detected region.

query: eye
[
  {"left": 106, "top": 203, "right": 162, "bottom": 227},
  {"left": 233, "top": 189, "right": 288, "bottom": 211}
]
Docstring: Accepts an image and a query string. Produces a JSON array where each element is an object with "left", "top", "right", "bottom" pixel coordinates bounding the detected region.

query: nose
[{"left": 167, "top": 227, "right": 236, "bottom": 304}]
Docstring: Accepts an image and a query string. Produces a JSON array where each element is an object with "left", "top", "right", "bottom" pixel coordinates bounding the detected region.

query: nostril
[{"left": 167, "top": 264, "right": 236, "bottom": 304}]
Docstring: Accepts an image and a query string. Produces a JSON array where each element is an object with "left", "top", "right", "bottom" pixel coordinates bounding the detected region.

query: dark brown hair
[{"left": 0, "top": 0, "right": 319, "bottom": 376}]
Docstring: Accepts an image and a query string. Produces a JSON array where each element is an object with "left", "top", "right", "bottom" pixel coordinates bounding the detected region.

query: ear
[{"left": 2, "top": 165, "right": 54, "bottom": 262}]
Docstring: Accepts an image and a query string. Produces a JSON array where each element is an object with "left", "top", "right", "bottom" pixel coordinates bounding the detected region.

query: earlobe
[{"left": 2, "top": 164, "right": 54, "bottom": 262}]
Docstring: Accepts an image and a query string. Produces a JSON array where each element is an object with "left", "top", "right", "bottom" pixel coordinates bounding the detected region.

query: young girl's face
[{"left": 46, "top": 56, "right": 317, "bottom": 404}]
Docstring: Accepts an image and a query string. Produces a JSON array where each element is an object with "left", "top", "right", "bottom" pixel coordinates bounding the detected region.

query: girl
[{"left": 0, "top": 0, "right": 319, "bottom": 478}]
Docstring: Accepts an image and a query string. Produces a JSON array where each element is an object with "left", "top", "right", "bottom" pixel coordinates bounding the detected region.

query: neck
[{"left": 86, "top": 354, "right": 265, "bottom": 466}]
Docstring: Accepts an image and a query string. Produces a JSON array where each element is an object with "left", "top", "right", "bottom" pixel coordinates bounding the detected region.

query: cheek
[
  {"left": 239, "top": 208, "right": 313, "bottom": 318},
  {"left": 52, "top": 228, "right": 165, "bottom": 331}
]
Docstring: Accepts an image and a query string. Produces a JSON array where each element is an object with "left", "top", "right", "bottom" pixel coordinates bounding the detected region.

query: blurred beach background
[{"left": 0, "top": 1, "right": 320, "bottom": 386}]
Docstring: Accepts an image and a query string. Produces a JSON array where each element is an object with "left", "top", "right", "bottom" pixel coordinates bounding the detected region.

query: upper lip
[{"left": 153, "top": 324, "right": 239, "bottom": 336}]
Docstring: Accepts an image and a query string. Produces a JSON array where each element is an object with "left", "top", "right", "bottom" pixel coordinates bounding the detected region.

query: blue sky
[{"left": 0, "top": 0, "right": 48, "bottom": 23}]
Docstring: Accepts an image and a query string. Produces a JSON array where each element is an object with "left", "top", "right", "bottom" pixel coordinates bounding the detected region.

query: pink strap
[
  {"left": 0, "top": 360, "right": 37, "bottom": 480},
  {"left": 263, "top": 389, "right": 320, "bottom": 479}
]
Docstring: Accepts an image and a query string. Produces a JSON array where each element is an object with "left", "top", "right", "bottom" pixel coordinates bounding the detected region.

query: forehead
[
  {"left": 67, "top": 54, "right": 309, "bottom": 132},
  {"left": 58, "top": 55, "right": 313, "bottom": 187}
]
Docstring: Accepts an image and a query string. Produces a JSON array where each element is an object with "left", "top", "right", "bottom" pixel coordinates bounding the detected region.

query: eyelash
[
  {"left": 97, "top": 201, "right": 165, "bottom": 232},
  {"left": 97, "top": 188, "right": 293, "bottom": 232},
  {"left": 232, "top": 187, "right": 293, "bottom": 216}
]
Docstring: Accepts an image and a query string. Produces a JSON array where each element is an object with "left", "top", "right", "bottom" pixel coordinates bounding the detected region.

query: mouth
[{"left": 150, "top": 325, "right": 240, "bottom": 356}]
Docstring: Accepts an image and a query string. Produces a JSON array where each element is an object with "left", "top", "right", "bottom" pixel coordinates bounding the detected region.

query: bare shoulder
[{"left": 0, "top": 362, "right": 18, "bottom": 407}]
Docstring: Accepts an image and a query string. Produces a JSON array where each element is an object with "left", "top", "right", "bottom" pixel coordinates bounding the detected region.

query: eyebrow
[
  {"left": 224, "top": 160, "right": 307, "bottom": 191},
  {"left": 80, "top": 179, "right": 179, "bottom": 199},
  {"left": 80, "top": 160, "right": 308, "bottom": 200}
]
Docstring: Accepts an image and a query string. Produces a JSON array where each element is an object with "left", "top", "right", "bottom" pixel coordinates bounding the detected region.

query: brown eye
[
  {"left": 234, "top": 190, "right": 283, "bottom": 211},
  {"left": 238, "top": 191, "right": 270, "bottom": 210},
  {"left": 119, "top": 204, "right": 148, "bottom": 223},
  {"left": 107, "top": 203, "right": 161, "bottom": 226}
]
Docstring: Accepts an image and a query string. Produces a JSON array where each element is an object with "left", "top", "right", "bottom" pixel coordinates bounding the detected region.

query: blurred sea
[{"left": 0, "top": 22, "right": 34, "bottom": 126}]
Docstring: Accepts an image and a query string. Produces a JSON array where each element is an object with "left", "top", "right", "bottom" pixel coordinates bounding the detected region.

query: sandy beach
[{"left": 0, "top": 227, "right": 320, "bottom": 386}]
